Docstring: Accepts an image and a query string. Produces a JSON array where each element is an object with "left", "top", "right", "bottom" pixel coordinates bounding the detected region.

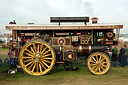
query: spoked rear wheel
[
  {"left": 19, "top": 39, "right": 56, "bottom": 76},
  {"left": 87, "top": 52, "right": 110, "bottom": 75}
]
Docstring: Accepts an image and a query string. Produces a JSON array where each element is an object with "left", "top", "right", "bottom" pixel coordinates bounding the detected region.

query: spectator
[
  {"left": 111, "top": 45, "right": 118, "bottom": 67},
  {"left": 124, "top": 44, "right": 128, "bottom": 66},
  {"left": 9, "top": 46, "right": 15, "bottom": 69},
  {"left": 119, "top": 45, "right": 125, "bottom": 67}
]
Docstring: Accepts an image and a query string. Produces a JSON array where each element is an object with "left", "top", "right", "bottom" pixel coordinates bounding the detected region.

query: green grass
[
  {"left": 0, "top": 47, "right": 9, "bottom": 51},
  {"left": 0, "top": 62, "right": 128, "bottom": 85}
]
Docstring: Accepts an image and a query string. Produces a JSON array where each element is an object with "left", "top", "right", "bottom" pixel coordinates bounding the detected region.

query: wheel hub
[
  {"left": 34, "top": 53, "right": 41, "bottom": 63},
  {"left": 96, "top": 61, "right": 100, "bottom": 66}
]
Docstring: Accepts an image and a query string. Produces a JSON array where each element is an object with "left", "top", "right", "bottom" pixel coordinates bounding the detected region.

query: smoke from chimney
[{"left": 76, "top": 0, "right": 94, "bottom": 16}]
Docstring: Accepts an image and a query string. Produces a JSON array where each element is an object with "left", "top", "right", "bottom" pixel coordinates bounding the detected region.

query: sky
[{"left": 0, "top": 0, "right": 128, "bottom": 34}]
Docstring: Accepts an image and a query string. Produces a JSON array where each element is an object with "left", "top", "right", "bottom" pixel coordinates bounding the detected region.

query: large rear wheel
[
  {"left": 19, "top": 39, "right": 56, "bottom": 76},
  {"left": 87, "top": 52, "right": 110, "bottom": 75}
]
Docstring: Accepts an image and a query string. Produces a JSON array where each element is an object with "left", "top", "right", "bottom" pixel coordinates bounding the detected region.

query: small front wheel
[{"left": 87, "top": 52, "right": 111, "bottom": 75}]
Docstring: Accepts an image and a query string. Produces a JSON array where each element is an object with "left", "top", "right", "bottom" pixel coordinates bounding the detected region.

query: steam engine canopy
[{"left": 50, "top": 17, "right": 89, "bottom": 24}]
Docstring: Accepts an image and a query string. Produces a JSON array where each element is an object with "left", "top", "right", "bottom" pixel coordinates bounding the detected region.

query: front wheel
[{"left": 87, "top": 52, "right": 111, "bottom": 75}]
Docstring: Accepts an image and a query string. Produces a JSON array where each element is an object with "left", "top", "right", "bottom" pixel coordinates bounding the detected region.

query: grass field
[
  {"left": 0, "top": 63, "right": 128, "bottom": 85},
  {"left": 0, "top": 48, "right": 128, "bottom": 85}
]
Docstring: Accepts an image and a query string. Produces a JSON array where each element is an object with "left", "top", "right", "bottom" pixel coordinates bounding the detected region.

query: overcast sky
[{"left": 0, "top": 0, "right": 128, "bottom": 34}]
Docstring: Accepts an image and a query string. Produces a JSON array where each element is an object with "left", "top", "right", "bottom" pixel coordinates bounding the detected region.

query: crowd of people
[{"left": 111, "top": 44, "right": 128, "bottom": 67}]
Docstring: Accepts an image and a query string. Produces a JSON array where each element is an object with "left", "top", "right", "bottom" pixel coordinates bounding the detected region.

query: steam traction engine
[{"left": 6, "top": 17, "right": 123, "bottom": 75}]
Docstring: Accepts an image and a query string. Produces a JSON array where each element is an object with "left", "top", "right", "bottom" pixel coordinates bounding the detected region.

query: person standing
[
  {"left": 111, "top": 45, "right": 118, "bottom": 67},
  {"left": 119, "top": 45, "right": 125, "bottom": 67},
  {"left": 9, "top": 46, "right": 15, "bottom": 69},
  {"left": 124, "top": 44, "right": 128, "bottom": 66}
]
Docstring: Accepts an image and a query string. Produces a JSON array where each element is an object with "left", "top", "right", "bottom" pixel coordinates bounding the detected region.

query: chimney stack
[{"left": 91, "top": 17, "right": 98, "bottom": 24}]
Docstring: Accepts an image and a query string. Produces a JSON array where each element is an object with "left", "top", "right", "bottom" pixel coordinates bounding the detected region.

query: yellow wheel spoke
[
  {"left": 24, "top": 59, "right": 33, "bottom": 63},
  {"left": 43, "top": 60, "right": 51, "bottom": 63},
  {"left": 101, "top": 62, "right": 107, "bottom": 65},
  {"left": 95, "top": 66, "right": 98, "bottom": 72},
  {"left": 99, "top": 55, "right": 102, "bottom": 61},
  {"left": 32, "top": 64, "right": 36, "bottom": 72},
  {"left": 92, "top": 57, "right": 97, "bottom": 62},
  {"left": 26, "top": 48, "right": 33, "bottom": 55},
  {"left": 28, "top": 62, "right": 34, "bottom": 70},
  {"left": 41, "top": 47, "right": 47, "bottom": 54},
  {"left": 44, "top": 58, "right": 52, "bottom": 60},
  {"left": 42, "top": 54, "right": 52, "bottom": 58},
  {"left": 91, "top": 65, "right": 96, "bottom": 70},
  {"left": 31, "top": 47, "right": 35, "bottom": 55},
  {"left": 33, "top": 43, "right": 37, "bottom": 52},
  {"left": 26, "top": 61, "right": 33, "bottom": 67},
  {"left": 89, "top": 59, "right": 96, "bottom": 63},
  {"left": 36, "top": 63, "right": 39, "bottom": 72},
  {"left": 100, "top": 57, "right": 105, "bottom": 62},
  {"left": 42, "top": 61, "right": 49, "bottom": 68},
  {"left": 37, "top": 44, "right": 39, "bottom": 53},
  {"left": 40, "top": 62, "right": 46, "bottom": 70},
  {"left": 39, "top": 63, "right": 42, "bottom": 72},
  {"left": 100, "top": 65, "right": 105, "bottom": 71},
  {"left": 99, "top": 66, "right": 101, "bottom": 73},
  {"left": 25, "top": 53, "right": 34, "bottom": 57},
  {"left": 89, "top": 63, "right": 96, "bottom": 66},
  {"left": 102, "top": 64, "right": 107, "bottom": 68},
  {"left": 96, "top": 55, "right": 98, "bottom": 61},
  {"left": 43, "top": 49, "right": 50, "bottom": 55},
  {"left": 40, "top": 44, "right": 43, "bottom": 52},
  {"left": 93, "top": 66, "right": 96, "bottom": 72}
]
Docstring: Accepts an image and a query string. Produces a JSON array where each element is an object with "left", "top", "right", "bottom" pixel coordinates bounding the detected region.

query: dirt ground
[
  {"left": 0, "top": 50, "right": 9, "bottom": 55},
  {"left": 0, "top": 49, "right": 9, "bottom": 62}
]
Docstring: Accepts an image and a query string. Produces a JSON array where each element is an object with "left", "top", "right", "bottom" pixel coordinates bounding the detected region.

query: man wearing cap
[
  {"left": 111, "top": 45, "right": 118, "bottom": 67},
  {"left": 119, "top": 45, "right": 125, "bottom": 67}
]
